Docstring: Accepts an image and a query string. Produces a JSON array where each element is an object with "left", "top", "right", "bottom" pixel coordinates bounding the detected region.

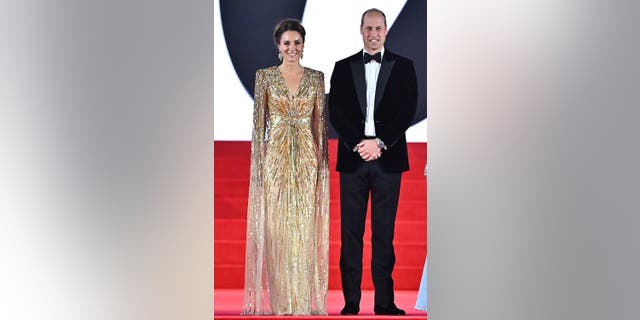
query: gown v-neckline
[{"left": 277, "top": 66, "right": 306, "bottom": 98}]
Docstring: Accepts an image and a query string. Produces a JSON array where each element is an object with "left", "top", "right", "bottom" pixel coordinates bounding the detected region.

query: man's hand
[{"left": 356, "top": 139, "right": 381, "bottom": 161}]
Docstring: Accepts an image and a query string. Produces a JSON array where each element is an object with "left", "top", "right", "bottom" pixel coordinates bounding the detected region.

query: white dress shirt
[{"left": 363, "top": 48, "right": 384, "bottom": 137}]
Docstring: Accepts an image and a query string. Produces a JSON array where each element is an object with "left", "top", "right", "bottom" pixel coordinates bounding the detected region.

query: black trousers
[{"left": 339, "top": 160, "right": 402, "bottom": 308}]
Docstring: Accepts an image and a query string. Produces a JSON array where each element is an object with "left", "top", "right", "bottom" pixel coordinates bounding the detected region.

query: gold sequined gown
[{"left": 242, "top": 66, "right": 329, "bottom": 315}]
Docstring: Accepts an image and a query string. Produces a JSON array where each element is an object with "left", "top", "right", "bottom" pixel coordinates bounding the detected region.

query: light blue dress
[
  {"left": 415, "top": 257, "right": 427, "bottom": 311},
  {"left": 415, "top": 162, "right": 427, "bottom": 311}
]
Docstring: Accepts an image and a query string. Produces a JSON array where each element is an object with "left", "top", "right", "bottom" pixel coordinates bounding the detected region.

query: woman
[{"left": 241, "top": 19, "right": 329, "bottom": 316}]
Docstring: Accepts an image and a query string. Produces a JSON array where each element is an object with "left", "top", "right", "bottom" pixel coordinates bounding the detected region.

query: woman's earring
[
  {"left": 278, "top": 52, "right": 282, "bottom": 61},
  {"left": 301, "top": 51, "right": 304, "bottom": 59}
]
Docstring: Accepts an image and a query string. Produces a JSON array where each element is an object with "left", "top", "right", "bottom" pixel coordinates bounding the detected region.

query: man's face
[{"left": 360, "top": 13, "right": 387, "bottom": 53}]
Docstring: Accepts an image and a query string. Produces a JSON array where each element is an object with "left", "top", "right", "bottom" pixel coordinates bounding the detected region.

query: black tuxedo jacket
[{"left": 329, "top": 50, "right": 418, "bottom": 173}]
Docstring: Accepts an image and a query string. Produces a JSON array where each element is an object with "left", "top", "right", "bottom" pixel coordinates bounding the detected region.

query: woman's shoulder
[
  {"left": 304, "top": 67, "right": 324, "bottom": 79},
  {"left": 256, "top": 65, "right": 279, "bottom": 76}
]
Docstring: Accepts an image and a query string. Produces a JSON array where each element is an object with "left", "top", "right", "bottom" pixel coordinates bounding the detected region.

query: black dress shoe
[
  {"left": 374, "top": 304, "right": 406, "bottom": 315},
  {"left": 340, "top": 304, "right": 359, "bottom": 316}
]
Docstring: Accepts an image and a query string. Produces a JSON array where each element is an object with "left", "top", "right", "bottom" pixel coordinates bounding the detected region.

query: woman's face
[{"left": 278, "top": 31, "right": 304, "bottom": 63}]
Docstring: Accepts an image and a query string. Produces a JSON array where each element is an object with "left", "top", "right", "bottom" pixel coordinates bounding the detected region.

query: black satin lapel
[
  {"left": 374, "top": 58, "right": 395, "bottom": 110},
  {"left": 350, "top": 59, "right": 367, "bottom": 116}
]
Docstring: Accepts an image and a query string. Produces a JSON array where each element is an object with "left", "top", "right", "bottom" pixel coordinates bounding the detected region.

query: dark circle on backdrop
[{"left": 220, "top": 0, "right": 307, "bottom": 97}]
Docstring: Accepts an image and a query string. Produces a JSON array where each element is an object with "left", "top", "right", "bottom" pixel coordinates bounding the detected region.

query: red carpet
[
  {"left": 213, "top": 289, "right": 427, "bottom": 319},
  {"left": 214, "top": 140, "right": 427, "bottom": 317}
]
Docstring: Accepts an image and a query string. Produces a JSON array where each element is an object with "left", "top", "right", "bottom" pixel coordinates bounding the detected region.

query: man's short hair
[{"left": 360, "top": 8, "right": 387, "bottom": 27}]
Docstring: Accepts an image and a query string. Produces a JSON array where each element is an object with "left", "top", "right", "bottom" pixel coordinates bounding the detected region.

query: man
[{"left": 329, "top": 8, "right": 418, "bottom": 316}]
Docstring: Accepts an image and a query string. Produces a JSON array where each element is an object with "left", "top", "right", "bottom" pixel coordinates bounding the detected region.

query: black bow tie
[{"left": 364, "top": 52, "right": 382, "bottom": 64}]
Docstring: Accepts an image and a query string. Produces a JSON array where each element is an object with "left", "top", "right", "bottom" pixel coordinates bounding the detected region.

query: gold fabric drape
[{"left": 242, "top": 66, "right": 329, "bottom": 315}]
